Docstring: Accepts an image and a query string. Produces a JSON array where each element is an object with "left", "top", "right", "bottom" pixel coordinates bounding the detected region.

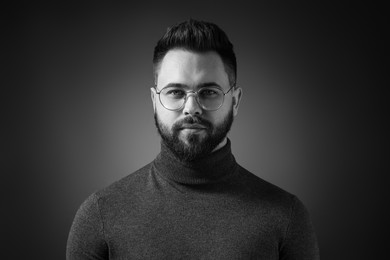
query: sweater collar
[{"left": 153, "top": 138, "right": 237, "bottom": 185}]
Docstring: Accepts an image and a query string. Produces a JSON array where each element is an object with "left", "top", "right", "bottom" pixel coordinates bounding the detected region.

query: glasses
[{"left": 155, "top": 85, "right": 235, "bottom": 111}]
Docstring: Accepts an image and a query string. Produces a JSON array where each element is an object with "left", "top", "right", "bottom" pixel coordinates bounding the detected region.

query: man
[{"left": 67, "top": 19, "right": 320, "bottom": 259}]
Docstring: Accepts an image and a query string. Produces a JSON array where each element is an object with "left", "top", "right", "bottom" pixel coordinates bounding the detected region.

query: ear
[
  {"left": 232, "top": 87, "right": 243, "bottom": 117},
  {"left": 150, "top": 87, "right": 157, "bottom": 113}
]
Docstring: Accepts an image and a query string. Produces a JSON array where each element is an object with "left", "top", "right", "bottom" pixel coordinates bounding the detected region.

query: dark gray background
[{"left": 7, "top": 1, "right": 386, "bottom": 259}]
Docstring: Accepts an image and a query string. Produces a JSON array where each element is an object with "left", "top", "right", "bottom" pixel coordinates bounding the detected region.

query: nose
[{"left": 182, "top": 94, "right": 202, "bottom": 116}]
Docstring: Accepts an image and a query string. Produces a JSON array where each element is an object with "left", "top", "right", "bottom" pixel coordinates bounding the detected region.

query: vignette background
[{"left": 7, "top": 1, "right": 386, "bottom": 259}]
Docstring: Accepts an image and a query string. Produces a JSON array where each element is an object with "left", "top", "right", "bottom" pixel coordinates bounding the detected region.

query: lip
[{"left": 180, "top": 124, "right": 207, "bottom": 130}]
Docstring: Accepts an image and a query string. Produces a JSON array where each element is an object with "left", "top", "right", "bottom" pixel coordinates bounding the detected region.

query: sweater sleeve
[
  {"left": 280, "top": 196, "right": 320, "bottom": 260},
  {"left": 66, "top": 193, "right": 109, "bottom": 260}
]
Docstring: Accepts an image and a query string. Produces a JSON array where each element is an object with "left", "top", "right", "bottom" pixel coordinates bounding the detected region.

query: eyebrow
[{"left": 162, "top": 82, "right": 222, "bottom": 89}]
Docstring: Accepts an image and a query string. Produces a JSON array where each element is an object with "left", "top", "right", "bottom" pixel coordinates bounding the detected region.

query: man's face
[{"left": 151, "top": 49, "right": 242, "bottom": 161}]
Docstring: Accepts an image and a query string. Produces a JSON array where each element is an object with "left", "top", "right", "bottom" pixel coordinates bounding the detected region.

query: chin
[{"left": 179, "top": 131, "right": 207, "bottom": 144}]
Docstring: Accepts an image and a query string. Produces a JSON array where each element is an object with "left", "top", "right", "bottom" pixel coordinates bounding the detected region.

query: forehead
[{"left": 157, "top": 49, "right": 230, "bottom": 88}]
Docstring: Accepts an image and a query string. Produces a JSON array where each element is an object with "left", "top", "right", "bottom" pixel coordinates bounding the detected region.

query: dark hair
[{"left": 153, "top": 19, "right": 237, "bottom": 87}]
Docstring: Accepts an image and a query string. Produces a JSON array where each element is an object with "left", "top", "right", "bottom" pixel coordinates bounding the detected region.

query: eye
[
  {"left": 164, "top": 88, "right": 186, "bottom": 98},
  {"left": 199, "top": 88, "right": 219, "bottom": 98}
]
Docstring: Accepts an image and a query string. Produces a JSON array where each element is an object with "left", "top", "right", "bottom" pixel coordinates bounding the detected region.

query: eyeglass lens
[{"left": 160, "top": 87, "right": 224, "bottom": 110}]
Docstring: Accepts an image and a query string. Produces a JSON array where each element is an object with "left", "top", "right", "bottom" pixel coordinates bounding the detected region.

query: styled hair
[{"left": 153, "top": 19, "right": 237, "bottom": 87}]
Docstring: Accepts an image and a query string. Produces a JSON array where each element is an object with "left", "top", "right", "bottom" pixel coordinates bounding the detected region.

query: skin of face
[{"left": 151, "top": 49, "right": 242, "bottom": 152}]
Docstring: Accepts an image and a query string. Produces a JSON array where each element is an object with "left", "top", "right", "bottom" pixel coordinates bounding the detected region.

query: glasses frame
[{"left": 155, "top": 85, "right": 235, "bottom": 111}]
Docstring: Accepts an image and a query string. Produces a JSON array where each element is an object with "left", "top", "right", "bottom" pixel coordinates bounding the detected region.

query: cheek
[
  {"left": 155, "top": 106, "right": 178, "bottom": 126},
  {"left": 224, "top": 96, "right": 234, "bottom": 108},
  {"left": 205, "top": 112, "right": 225, "bottom": 127},
  {"left": 208, "top": 99, "right": 233, "bottom": 123}
]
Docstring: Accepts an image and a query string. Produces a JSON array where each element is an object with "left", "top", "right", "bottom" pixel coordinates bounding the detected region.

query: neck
[
  {"left": 153, "top": 138, "right": 237, "bottom": 185},
  {"left": 212, "top": 137, "right": 227, "bottom": 153}
]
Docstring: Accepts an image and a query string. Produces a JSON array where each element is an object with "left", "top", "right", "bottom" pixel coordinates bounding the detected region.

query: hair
[{"left": 153, "top": 19, "right": 237, "bottom": 88}]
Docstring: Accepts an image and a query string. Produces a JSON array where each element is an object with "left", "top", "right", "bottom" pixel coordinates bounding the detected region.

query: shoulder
[
  {"left": 232, "top": 164, "right": 302, "bottom": 214},
  {"left": 232, "top": 165, "right": 315, "bottom": 237},
  {"left": 87, "top": 162, "right": 153, "bottom": 209},
  {"left": 102, "top": 162, "right": 152, "bottom": 192},
  {"left": 235, "top": 165, "right": 294, "bottom": 198}
]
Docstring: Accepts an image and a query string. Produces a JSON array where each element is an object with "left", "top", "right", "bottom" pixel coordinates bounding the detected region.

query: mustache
[{"left": 172, "top": 116, "right": 213, "bottom": 131}]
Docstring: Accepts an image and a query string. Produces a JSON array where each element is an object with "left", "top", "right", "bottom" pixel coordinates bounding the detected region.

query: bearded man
[{"left": 67, "top": 19, "right": 320, "bottom": 260}]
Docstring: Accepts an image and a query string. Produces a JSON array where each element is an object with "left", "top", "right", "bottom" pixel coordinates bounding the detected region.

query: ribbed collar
[{"left": 153, "top": 138, "right": 238, "bottom": 185}]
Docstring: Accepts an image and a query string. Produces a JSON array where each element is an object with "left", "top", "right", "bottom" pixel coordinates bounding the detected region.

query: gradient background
[{"left": 7, "top": 1, "right": 386, "bottom": 259}]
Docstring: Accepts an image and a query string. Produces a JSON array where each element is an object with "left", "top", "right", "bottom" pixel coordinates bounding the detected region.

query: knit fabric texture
[{"left": 67, "top": 139, "right": 320, "bottom": 259}]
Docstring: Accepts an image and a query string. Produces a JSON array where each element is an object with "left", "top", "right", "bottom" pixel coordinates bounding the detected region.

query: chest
[{"left": 104, "top": 196, "right": 285, "bottom": 259}]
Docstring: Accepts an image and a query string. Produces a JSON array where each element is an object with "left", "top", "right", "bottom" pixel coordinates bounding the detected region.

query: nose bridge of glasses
[
  {"left": 183, "top": 91, "right": 201, "bottom": 107},
  {"left": 185, "top": 90, "right": 198, "bottom": 99}
]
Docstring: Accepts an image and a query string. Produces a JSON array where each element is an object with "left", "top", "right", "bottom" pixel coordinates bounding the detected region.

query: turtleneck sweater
[{"left": 67, "top": 139, "right": 320, "bottom": 259}]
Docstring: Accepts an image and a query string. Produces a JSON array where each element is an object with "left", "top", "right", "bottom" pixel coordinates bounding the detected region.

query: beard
[{"left": 154, "top": 108, "right": 234, "bottom": 162}]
